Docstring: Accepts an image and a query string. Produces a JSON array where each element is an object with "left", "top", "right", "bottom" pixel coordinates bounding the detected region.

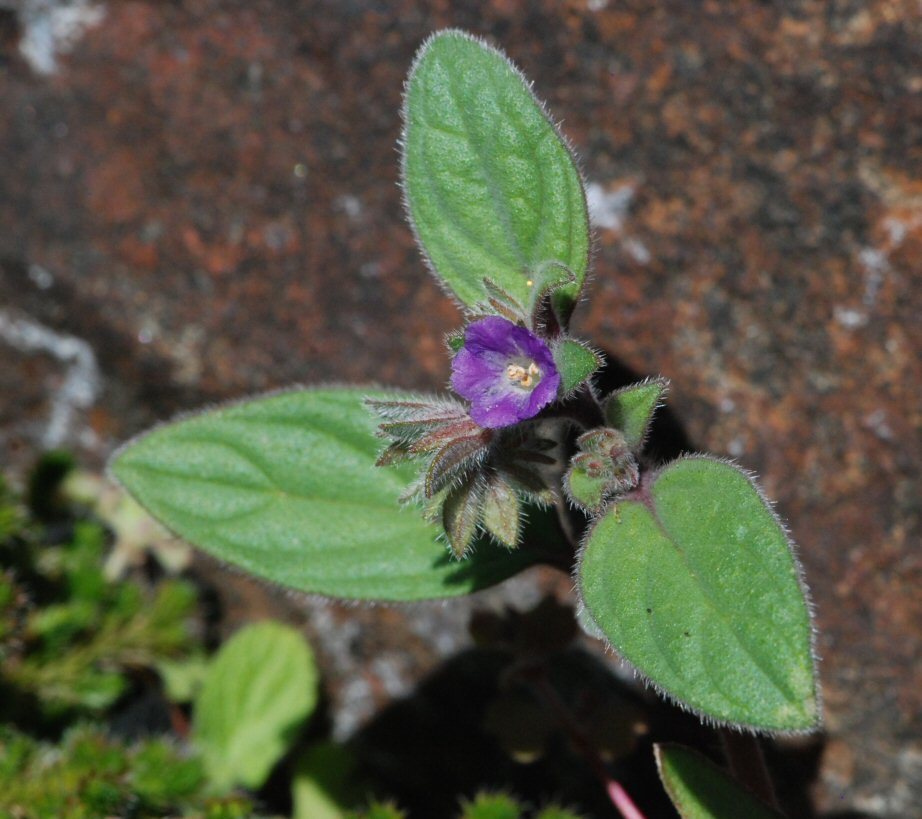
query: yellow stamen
[{"left": 506, "top": 361, "right": 541, "bottom": 389}]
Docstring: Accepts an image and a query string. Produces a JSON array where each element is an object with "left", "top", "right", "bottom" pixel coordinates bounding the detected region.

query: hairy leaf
[
  {"left": 655, "top": 744, "right": 782, "bottom": 819},
  {"left": 403, "top": 30, "right": 589, "bottom": 318},
  {"left": 577, "top": 457, "right": 818, "bottom": 731},
  {"left": 111, "top": 388, "right": 556, "bottom": 602}
]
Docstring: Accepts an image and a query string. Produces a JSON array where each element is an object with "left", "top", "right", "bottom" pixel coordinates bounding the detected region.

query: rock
[{"left": 0, "top": 3, "right": 918, "bottom": 814}]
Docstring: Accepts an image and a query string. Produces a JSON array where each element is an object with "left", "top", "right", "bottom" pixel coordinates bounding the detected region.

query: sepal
[
  {"left": 481, "top": 472, "right": 522, "bottom": 548},
  {"left": 602, "top": 377, "right": 669, "bottom": 453},
  {"left": 443, "top": 475, "right": 485, "bottom": 557},
  {"left": 552, "top": 338, "right": 603, "bottom": 396}
]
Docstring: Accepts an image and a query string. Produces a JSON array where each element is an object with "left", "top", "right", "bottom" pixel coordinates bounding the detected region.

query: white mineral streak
[
  {"left": 13, "top": 0, "right": 106, "bottom": 75},
  {"left": 0, "top": 308, "right": 101, "bottom": 448},
  {"left": 585, "top": 181, "right": 635, "bottom": 232},
  {"left": 586, "top": 180, "right": 652, "bottom": 265}
]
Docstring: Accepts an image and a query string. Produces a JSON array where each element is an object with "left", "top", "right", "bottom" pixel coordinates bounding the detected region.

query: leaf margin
[
  {"left": 574, "top": 453, "right": 821, "bottom": 735},
  {"left": 400, "top": 27, "right": 591, "bottom": 319}
]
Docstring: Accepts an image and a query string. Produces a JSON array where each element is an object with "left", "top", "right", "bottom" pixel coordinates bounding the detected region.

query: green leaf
[
  {"left": 654, "top": 744, "right": 783, "bottom": 819},
  {"left": 553, "top": 339, "right": 601, "bottom": 395},
  {"left": 602, "top": 377, "right": 669, "bottom": 452},
  {"left": 157, "top": 654, "right": 209, "bottom": 703},
  {"left": 111, "top": 388, "right": 557, "bottom": 602},
  {"left": 577, "top": 457, "right": 818, "bottom": 731},
  {"left": 292, "top": 742, "right": 356, "bottom": 819},
  {"left": 193, "top": 621, "right": 318, "bottom": 792},
  {"left": 403, "top": 30, "right": 590, "bottom": 318},
  {"left": 575, "top": 603, "right": 606, "bottom": 642}
]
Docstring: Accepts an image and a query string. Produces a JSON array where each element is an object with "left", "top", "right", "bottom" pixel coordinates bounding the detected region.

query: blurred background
[{"left": 1, "top": 1, "right": 919, "bottom": 817}]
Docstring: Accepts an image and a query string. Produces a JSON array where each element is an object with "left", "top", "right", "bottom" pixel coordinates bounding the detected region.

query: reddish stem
[{"left": 529, "top": 672, "right": 647, "bottom": 819}]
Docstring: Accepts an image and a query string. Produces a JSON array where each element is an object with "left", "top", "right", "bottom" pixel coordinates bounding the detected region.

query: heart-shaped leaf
[
  {"left": 110, "top": 388, "right": 558, "bottom": 601},
  {"left": 194, "top": 621, "right": 318, "bottom": 791},
  {"left": 654, "top": 744, "right": 783, "bottom": 819},
  {"left": 577, "top": 457, "right": 818, "bottom": 731},
  {"left": 403, "top": 30, "right": 590, "bottom": 318}
]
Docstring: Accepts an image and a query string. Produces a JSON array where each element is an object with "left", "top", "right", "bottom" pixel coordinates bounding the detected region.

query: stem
[
  {"left": 607, "top": 781, "right": 648, "bottom": 819},
  {"left": 719, "top": 729, "right": 779, "bottom": 809},
  {"left": 529, "top": 671, "right": 647, "bottom": 819}
]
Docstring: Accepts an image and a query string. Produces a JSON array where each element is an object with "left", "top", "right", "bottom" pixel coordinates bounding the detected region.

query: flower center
[{"left": 506, "top": 361, "right": 541, "bottom": 389}]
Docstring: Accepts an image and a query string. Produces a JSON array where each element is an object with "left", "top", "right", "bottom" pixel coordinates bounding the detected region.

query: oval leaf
[
  {"left": 577, "top": 457, "right": 818, "bottom": 731},
  {"left": 403, "top": 30, "right": 589, "bottom": 316},
  {"left": 110, "top": 388, "right": 555, "bottom": 601},
  {"left": 194, "top": 621, "right": 318, "bottom": 791},
  {"left": 654, "top": 744, "right": 783, "bottom": 819}
]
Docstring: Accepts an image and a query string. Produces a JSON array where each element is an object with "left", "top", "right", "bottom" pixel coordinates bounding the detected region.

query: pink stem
[
  {"left": 608, "top": 779, "right": 647, "bottom": 819},
  {"left": 529, "top": 673, "right": 647, "bottom": 819}
]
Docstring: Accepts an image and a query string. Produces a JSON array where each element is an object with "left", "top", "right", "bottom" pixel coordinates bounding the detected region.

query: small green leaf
[
  {"left": 654, "top": 744, "right": 783, "bottom": 819},
  {"left": 553, "top": 339, "right": 602, "bottom": 395},
  {"left": 602, "top": 377, "right": 669, "bottom": 452},
  {"left": 350, "top": 802, "right": 406, "bottom": 819},
  {"left": 111, "top": 388, "right": 556, "bottom": 601},
  {"left": 194, "top": 621, "right": 318, "bottom": 792},
  {"left": 292, "top": 742, "right": 357, "bottom": 819},
  {"left": 403, "top": 30, "right": 589, "bottom": 318},
  {"left": 157, "top": 654, "right": 209, "bottom": 703},
  {"left": 577, "top": 457, "right": 818, "bottom": 731},
  {"left": 446, "top": 330, "right": 465, "bottom": 353}
]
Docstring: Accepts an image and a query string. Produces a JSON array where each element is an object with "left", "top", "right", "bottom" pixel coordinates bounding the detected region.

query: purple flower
[{"left": 450, "top": 316, "right": 560, "bottom": 429}]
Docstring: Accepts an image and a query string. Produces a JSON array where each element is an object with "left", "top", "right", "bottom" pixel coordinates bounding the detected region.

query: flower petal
[{"left": 450, "top": 316, "right": 560, "bottom": 429}]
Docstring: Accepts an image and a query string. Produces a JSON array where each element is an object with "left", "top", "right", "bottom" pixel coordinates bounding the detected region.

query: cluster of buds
[{"left": 564, "top": 428, "right": 640, "bottom": 516}]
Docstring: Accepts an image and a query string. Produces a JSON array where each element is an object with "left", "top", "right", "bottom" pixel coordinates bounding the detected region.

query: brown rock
[{"left": 0, "top": 2, "right": 918, "bottom": 814}]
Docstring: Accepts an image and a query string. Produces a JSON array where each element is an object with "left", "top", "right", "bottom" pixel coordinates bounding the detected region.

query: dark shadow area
[
  {"left": 346, "top": 600, "right": 845, "bottom": 818},
  {"left": 350, "top": 642, "right": 703, "bottom": 818}
]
